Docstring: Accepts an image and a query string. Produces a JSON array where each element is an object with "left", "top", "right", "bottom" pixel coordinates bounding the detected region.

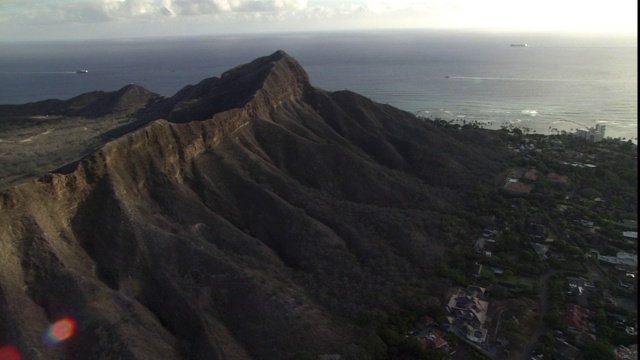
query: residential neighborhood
[{"left": 414, "top": 126, "right": 637, "bottom": 360}]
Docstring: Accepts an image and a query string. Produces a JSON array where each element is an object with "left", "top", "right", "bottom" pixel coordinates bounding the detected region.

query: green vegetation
[
  {"left": 409, "top": 120, "right": 637, "bottom": 359},
  {"left": 583, "top": 341, "right": 616, "bottom": 360},
  {"left": 2, "top": 84, "right": 636, "bottom": 359},
  {"left": 0, "top": 114, "right": 142, "bottom": 189}
]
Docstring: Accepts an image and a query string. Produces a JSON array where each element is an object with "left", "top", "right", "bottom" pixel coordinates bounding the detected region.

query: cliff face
[{"left": 0, "top": 51, "right": 508, "bottom": 359}]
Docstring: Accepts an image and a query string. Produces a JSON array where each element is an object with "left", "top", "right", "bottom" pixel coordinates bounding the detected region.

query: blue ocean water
[{"left": 0, "top": 30, "right": 636, "bottom": 140}]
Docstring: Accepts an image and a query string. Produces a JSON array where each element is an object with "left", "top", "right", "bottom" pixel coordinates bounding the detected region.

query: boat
[
  {"left": 76, "top": 69, "right": 89, "bottom": 74},
  {"left": 510, "top": 43, "right": 528, "bottom": 47}
]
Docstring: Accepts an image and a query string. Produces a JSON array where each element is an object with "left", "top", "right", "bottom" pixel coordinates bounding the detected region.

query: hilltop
[{"left": 0, "top": 50, "right": 512, "bottom": 359}]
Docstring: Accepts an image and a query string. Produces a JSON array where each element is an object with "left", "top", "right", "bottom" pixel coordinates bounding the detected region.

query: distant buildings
[
  {"left": 502, "top": 180, "right": 533, "bottom": 195},
  {"left": 615, "top": 344, "right": 638, "bottom": 360},
  {"left": 553, "top": 338, "right": 581, "bottom": 360},
  {"left": 417, "top": 328, "right": 449, "bottom": 351},
  {"left": 526, "top": 221, "right": 547, "bottom": 239},
  {"left": 562, "top": 303, "right": 592, "bottom": 332},
  {"left": 501, "top": 167, "right": 570, "bottom": 195},
  {"left": 530, "top": 242, "right": 550, "bottom": 260},
  {"left": 594, "top": 251, "right": 638, "bottom": 267},
  {"left": 618, "top": 219, "right": 638, "bottom": 230},
  {"left": 523, "top": 168, "right": 542, "bottom": 181},
  {"left": 575, "top": 124, "right": 606, "bottom": 142},
  {"left": 546, "top": 173, "right": 569, "bottom": 186}
]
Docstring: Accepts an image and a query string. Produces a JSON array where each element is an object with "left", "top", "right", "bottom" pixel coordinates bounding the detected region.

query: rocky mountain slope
[{"left": 0, "top": 50, "right": 509, "bottom": 359}]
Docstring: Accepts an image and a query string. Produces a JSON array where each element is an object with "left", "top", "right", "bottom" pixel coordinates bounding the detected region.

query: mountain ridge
[{"left": 0, "top": 50, "right": 510, "bottom": 359}]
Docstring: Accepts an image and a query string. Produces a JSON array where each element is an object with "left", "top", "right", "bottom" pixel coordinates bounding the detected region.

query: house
[
  {"left": 445, "top": 286, "right": 489, "bottom": 345},
  {"left": 531, "top": 242, "right": 549, "bottom": 260},
  {"left": 577, "top": 332, "right": 596, "bottom": 345},
  {"left": 502, "top": 180, "right": 533, "bottom": 195},
  {"left": 578, "top": 219, "right": 594, "bottom": 228},
  {"left": 469, "top": 263, "right": 482, "bottom": 278},
  {"left": 318, "top": 355, "right": 342, "bottom": 360},
  {"left": 459, "top": 322, "right": 488, "bottom": 345},
  {"left": 615, "top": 344, "right": 638, "bottom": 360},
  {"left": 481, "top": 228, "right": 500, "bottom": 238},
  {"left": 526, "top": 222, "right": 546, "bottom": 239},
  {"left": 524, "top": 168, "right": 542, "bottom": 182},
  {"left": 446, "top": 288, "right": 489, "bottom": 323},
  {"left": 418, "top": 329, "right": 449, "bottom": 351},
  {"left": 424, "top": 315, "right": 435, "bottom": 327},
  {"left": 562, "top": 303, "right": 591, "bottom": 332},
  {"left": 598, "top": 252, "right": 638, "bottom": 267},
  {"left": 474, "top": 237, "right": 495, "bottom": 252},
  {"left": 547, "top": 173, "right": 569, "bottom": 186},
  {"left": 618, "top": 219, "right": 638, "bottom": 230},
  {"left": 553, "top": 338, "right": 581, "bottom": 360},
  {"left": 617, "top": 252, "right": 638, "bottom": 266},
  {"left": 603, "top": 289, "right": 617, "bottom": 306}
]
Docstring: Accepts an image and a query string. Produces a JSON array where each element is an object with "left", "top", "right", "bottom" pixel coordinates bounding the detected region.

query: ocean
[{"left": 0, "top": 30, "right": 637, "bottom": 140}]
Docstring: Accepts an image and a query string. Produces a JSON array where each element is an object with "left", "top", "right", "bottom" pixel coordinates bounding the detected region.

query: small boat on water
[
  {"left": 76, "top": 69, "right": 89, "bottom": 74},
  {"left": 510, "top": 43, "right": 528, "bottom": 47}
]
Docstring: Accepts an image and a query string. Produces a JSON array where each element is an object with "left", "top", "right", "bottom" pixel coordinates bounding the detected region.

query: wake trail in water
[
  {"left": 443, "top": 76, "right": 613, "bottom": 83},
  {"left": 0, "top": 71, "right": 79, "bottom": 75}
]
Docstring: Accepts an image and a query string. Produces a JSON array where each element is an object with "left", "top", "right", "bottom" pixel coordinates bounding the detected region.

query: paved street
[{"left": 520, "top": 270, "right": 556, "bottom": 360}]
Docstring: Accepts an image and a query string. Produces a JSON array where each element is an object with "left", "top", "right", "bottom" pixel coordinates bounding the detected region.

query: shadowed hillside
[{"left": 0, "top": 50, "right": 510, "bottom": 359}]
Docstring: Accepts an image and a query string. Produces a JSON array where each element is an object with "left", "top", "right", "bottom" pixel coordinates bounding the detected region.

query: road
[
  {"left": 520, "top": 270, "right": 556, "bottom": 360},
  {"left": 520, "top": 259, "right": 606, "bottom": 359},
  {"left": 584, "top": 259, "right": 608, "bottom": 283}
]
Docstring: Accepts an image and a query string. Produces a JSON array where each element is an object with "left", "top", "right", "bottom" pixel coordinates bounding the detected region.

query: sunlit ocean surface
[{"left": 0, "top": 30, "right": 636, "bottom": 140}]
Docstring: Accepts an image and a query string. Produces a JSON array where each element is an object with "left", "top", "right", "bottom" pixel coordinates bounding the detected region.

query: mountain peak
[
  {"left": 163, "top": 50, "right": 309, "bottom": 122},
  {"left": 263, "top": 49, "right": 301, "bottom": 67},
  {"left": 219, "top": 49, "right": 308, "bottom": 84},
  {"left": 0, "top": 49, "right": 513, "bottom": 360}
]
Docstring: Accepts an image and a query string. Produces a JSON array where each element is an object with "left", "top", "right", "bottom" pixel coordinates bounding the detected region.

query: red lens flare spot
[
  {"left": 0, "top": 346, "right": 21, "bottom": 360},
  {"left": 46, "top": 317, "right": 77, "bottom": 344}
]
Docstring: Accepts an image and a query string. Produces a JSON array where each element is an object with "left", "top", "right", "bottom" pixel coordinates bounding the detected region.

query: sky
[{"left": 0, "top": 0, "right": 637, "bottom": 41}]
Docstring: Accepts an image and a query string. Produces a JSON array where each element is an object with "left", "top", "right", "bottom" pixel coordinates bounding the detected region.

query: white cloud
[
  {"left": 5, "top": 0, "right": 310, "bottom": 24},
  {"left": 40, "top": 0, "right": 173, "bottom": 22},
  {"left": 0, "top": 0, "right": 636, "bottom": 41},
  {"left": 170, "top": 0, "right": 307, "bottom": 14}
]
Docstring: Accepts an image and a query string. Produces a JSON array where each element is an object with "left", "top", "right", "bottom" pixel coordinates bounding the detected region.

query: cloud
[
  {"left": 171, "top": 0, "right": 307, "bottom": 15},
  {"left": 36, "top": 0, "right": 310, "bottom": 21},
  {"left": 0, "top": 0, "right": 310, "bottom": 25},
  {"left": 2, "top": 0, "right": 635, "bottom": 41},
  {"left": 36, "top": 0, "right": 173, "bottom": 22}
]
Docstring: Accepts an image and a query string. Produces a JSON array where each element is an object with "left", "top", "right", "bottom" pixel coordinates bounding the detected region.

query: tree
[
  {"left": 543, "top": 312, "right": 561, "bottom": 329},
  {"left": 583, "top": 341, "right": 615, "bottom": 360},
  {"left": 423, "top": 349, "right": 451, "bottom": 360},
  {"left": 425, "top": 305, "right": 446, "bottom": 324},
  {"left": 501, "top": 318, "right": 526, "bottom": 351},
  {"left": 357, "top": 333, "right": 388, "bottom": 360}
]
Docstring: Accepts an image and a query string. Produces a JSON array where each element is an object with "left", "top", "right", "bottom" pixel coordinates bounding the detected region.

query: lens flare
[
  {"left": 0, "top": 346, "right": 21, "bottom": 360},
  {"left": 45, "top": 317, "right": 76, "bottom": 344}
]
